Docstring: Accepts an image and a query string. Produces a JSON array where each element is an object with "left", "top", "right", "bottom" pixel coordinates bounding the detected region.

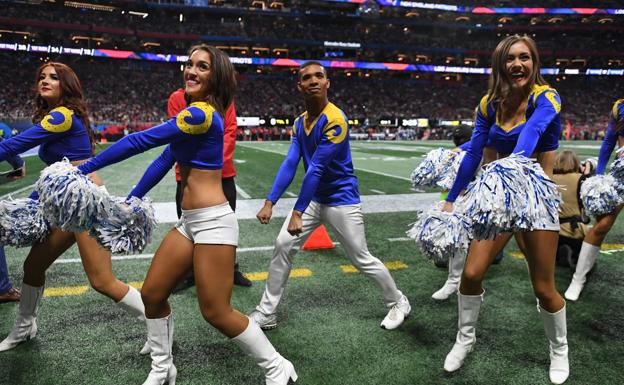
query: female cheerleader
[
  {"left": 75, "top": 45, "right": 296, "bottom": 385},
  {"left": 565, "top": 99, "right": 624, "bottom": 301},
  {"left": 0, "top": 62, "right": 148, "bottom": 353},
  {"left": 441, "top": 35, "right": 568, "bottom": 384}
]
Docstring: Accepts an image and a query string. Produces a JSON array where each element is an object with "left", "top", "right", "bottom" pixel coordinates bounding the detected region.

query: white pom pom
[
  {"left": 407, "top": 202, "right": 472, "bottom": 264},
  {"left": 580, "top": 174, "right": 622, "bottom": 218},
  {"left": 0, "top": 198, "right": 49, "bottom": 247},
  {"left": 411, "top": 148, "right": 458, "bottom": 188},
  {"left": 36, "top": 160, "right": 110, "bottom": 232},
  {"left": 456, "top": 154, "right": 562, "bottom": 240},
  {"left": 90, "top": 196, "right": 157, "bottom": 254},
  {"left": 609, "top": 155, "right": 624, "bottom": 186},
  {"left": 437, "top": 151, "right": 466, "bottom": 190}
]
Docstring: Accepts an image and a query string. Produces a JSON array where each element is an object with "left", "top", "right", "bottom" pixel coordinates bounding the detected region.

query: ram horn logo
[
  {"left": 176, "top": 102, "right": 213, "bottom": 134},
  {"left": 41, "top": 107, "right": 73, "bottom": 132},
  {"left": 326, "top": 123, "right": 347, "bottom": 144}
]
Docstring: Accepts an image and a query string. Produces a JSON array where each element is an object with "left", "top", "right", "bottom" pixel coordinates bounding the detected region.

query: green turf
[{"left": 0, "top": 140, "right": 621, "bottom": 385}]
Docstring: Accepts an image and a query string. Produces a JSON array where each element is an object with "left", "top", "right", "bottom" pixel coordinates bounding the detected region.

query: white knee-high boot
[
  {"left": 432, "top": 252, "right": 464, "bottom": 301},
  {"left": 232, "top": 317, "right": 298, "bottom": 385},
  {"left": 116, "top": 285, "right": 150, "bottom": 355},
  {"left": 142, "top": 314, "right": 176, "bottom": 385},
  {"left": 0, "top": 283, "right": 44, "bottom": 352},
  {"left": 117, "top": 286, "right": 146, "bottom": 321},
  {"left": 443, "top": 290, "right": 484, "bottom": 372},
  {"left": 564, "top": 242, "right": 599, "bottom": 301},
  {"left": 539, "top": 305, "right": 569, "bottom": 384}
]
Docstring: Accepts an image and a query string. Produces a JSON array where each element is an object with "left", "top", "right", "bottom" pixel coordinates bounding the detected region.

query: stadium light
[
  {"left": 64, "top": 1, "right": 116, "bottom": 12},
  {"left": 128, "top": 11, "right": 149, "bottom": 18}
]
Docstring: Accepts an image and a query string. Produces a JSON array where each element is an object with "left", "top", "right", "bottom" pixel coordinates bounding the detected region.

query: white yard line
[
  {"left": 388, "top": 237, "right": 412, "bottom": 242},
  {"left": 0, "top": 184, "right": 35, "bottom": 200},
  {"left": 355, "top": 167, "right": 411, "bottom": 181},
  {"left": 285, "top": 191, "right": 297, "bottom": 197},
  {"left": 235, "top": 184, "right": 251, "bottom": 199},
  {"left": 54, "top": 243, "right": 342, "bottom": 264},
  {"left": 54, "top": 245, "right": 278, "bottom": 264},
  {"left": 370, "top": 189, "right": 385, "bottom": 195},
  {"left": 152, "top": 192, "right": 437, "bottom": 223}
]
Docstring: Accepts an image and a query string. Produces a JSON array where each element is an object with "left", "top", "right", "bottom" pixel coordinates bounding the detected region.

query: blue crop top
[
  {"left": 267, "top": 102, "right": 360, "bottom": 212},
  {"left": 78, "top": 102, "right": 223, "bottom": 199},
  {"left": 0, "top": 106, "right": 92, "bottom": 166},
  {"left": 446, "top": 85, "right": 562, "bottom": 202},
  {"left": 596, "top": 99, "right": 624, "bottom": 175}
]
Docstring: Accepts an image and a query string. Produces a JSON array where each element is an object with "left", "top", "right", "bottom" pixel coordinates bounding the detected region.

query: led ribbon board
[{"left": 1, "top": 42, "right": 623, "bottom": 76}]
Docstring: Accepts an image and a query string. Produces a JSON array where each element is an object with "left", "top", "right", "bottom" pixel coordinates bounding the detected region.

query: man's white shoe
[
  {"left": 380, "top": 294, "right": 411, "bottom": 330},
  {"left": 249, "top": 310, "right": 278, "bottom": 330}
]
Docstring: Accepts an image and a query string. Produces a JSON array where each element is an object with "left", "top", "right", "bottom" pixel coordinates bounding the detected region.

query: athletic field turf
[{"left": 0, "top": 140, "right": 622, "bottom": 385}]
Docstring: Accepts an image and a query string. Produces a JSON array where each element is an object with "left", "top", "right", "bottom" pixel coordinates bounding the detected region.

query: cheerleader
[
  {"left": 75, "top": 45, "right": 296, "bottom": 385},
  {"left": 0, "top": 154, "right": 26, "bottom": 303},
  {"left": 250, "top": 61, "right": 411, "bottom": 331},
  {"left": 441, "top": 36, "right": 568, "bottom": 384},
  {"left": 0, "top": 62, "right": 148, "bottom": 353},
  {"left": 431, "top": 129, "right": 499, "bottom": 301},
  {"left": 166, "top": 89, "right": 252, "bottom": 290},
  {"left": 565, "top": 99, "right": 624, "bottom": 301}
]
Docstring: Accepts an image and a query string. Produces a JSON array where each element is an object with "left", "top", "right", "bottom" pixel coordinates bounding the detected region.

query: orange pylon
[{"left": 302, "top": 225, "right": 335, "bottom": 250}]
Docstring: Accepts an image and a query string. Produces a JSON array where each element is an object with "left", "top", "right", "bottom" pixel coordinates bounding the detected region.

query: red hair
[{"left": 32, "top": 62, "right": 95, "bottom": 154}]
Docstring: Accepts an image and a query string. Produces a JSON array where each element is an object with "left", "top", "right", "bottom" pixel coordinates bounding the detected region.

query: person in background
[
  {"left": 0, "top": 149, "right": 27, "bottom": 303},
  {"left": 552, "top": 151, "right": 593, "bottom": 269}
]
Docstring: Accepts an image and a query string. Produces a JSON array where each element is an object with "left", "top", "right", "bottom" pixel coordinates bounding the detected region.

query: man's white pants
[{"left": 257, "top": 202, "right": 402, "bottom": 315}]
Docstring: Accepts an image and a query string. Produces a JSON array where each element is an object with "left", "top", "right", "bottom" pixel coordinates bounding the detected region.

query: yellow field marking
[
  {"left": 341, "top": 260, "right": 408, "bottom": 273},
  {"left": 509, "top": 244, "right": 624, "bottom": 259},
  {"left": 600, "top": 243, "right": 624, "bottom": 251},
  {"left": 245, "top": 268, "right": 313, "bottom": 282},
  {"left": 385, "top": 261, "right": 409, "bottom": 270},
  {"left": 44, "top": 285, "right": 89, "bottom": 297},
  {"left": 39, "top": 262, "right": 411, "bottom": 298},
  {"left": 245, "top": 271, "right": 270, "bottom": 281},
  {"left": 340, "top": 265, "right": 359, "bottom": 273},
  {"left": 508, "top": 251, "right": 525, "bottom": 260}
]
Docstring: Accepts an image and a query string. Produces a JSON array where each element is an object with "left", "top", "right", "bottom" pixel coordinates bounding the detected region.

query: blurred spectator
[{"left": 552, "top": 150, "right": 593, "bottom": 268}]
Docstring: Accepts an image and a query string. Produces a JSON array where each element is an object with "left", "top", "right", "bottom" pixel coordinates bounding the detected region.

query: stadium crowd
[
  {"left": 1, "top": 2, "right": 620, "bottom": 66},
  {"left": 1, "top": 53, "right": 621, "bottom": 141}
]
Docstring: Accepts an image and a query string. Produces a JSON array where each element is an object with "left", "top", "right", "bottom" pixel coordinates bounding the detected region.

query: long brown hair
[
  {"left": 487, "top": 35, "right": 548, "bottom": 108},
  {"left": 184, "top": 44, "right": 237, "bottom": 116},
  {"left": 32, "top": 62, "right": 95, "bottom": 153}
]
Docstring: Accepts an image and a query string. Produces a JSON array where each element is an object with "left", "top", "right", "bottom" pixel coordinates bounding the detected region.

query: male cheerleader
[{"left": 250, "top": 61, "right": 411, "bottom": 330}]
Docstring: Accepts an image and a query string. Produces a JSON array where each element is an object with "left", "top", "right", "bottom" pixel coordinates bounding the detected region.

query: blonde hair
[{"left": 554, "top": 150, "right": 580, "bottom": 174}]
